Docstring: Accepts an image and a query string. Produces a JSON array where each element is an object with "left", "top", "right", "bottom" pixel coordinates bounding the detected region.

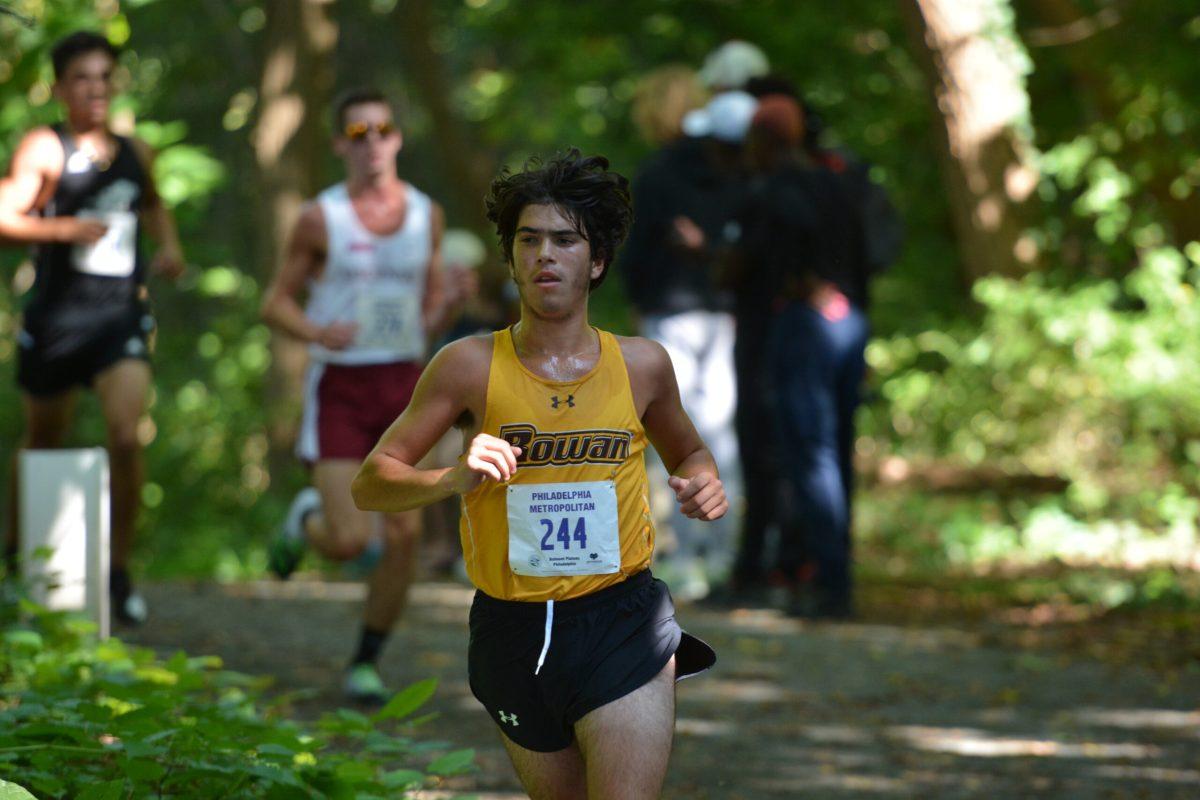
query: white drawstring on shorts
[{"left": 534, "top": 599, "right": 554, "bottom": 676}]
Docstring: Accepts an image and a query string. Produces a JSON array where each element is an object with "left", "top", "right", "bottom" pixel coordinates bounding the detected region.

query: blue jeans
[{"left": 770, "top": 301, "right": 869, "bottom": 606}]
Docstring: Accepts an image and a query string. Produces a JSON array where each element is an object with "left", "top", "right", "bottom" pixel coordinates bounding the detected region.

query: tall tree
[
  {"left": 253, "top": 0, "right": 338, "bottom": 472},
  {"left": 392, "top": 0, "right": 494, "bottom": 235},
  {"left": 903, "top": 0, "right": 1041, "bottom": 281}
]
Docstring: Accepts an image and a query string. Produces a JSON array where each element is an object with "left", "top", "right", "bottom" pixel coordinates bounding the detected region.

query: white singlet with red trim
[{"left": 305, "top": 182, "right": 431, "bottom": 365}]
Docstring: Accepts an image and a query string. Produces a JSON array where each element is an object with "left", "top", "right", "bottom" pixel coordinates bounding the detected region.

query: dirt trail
[{"left": 125, "top": 578, "right": 1200, "bottom": 799}]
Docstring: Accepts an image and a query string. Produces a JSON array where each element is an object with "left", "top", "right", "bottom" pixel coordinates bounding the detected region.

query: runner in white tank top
[
  {"left": 306, "top": 181, "right": 432, "bottom": 366},
  {"left": 260, "top": 89, "right": 448, "bottom": 704}
]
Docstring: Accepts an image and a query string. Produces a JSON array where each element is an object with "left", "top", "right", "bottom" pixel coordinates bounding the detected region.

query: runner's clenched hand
[
  {"left": 150, "top": 244, "right": 186, "bottom": 280},
  {"left": 55, "top": 216, "right": 108, "bottom": 244},
  {"left": 316, "top": 322, "right": 359, "bottom": 350},
  {"left": 667, "top": 473, "right": 727, "bottom": 520},
  {"left": 453, "top": 433, "right": 522, "bottom": 492}
]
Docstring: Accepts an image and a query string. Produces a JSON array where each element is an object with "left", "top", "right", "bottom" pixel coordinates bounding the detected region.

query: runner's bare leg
[{"left": 94, "top": 359, "right": 151, "bottom": 571}]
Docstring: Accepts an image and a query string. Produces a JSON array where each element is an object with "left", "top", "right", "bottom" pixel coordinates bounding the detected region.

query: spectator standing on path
[
  {"left": 719, "top": 77, "right": 903, "bottom": 605},
  {"left": 744, "top": 74, "right": 905, "bottom": 287},
  {"left": 260, "top": 88, "right": 445, "bottom": 704},
  {"left": 734, "top": 95, "right": 889, "bottom": 617},
  {"left": 352, "top": 151, "right": 722, "bottom": 799},
  {"left": 0, "top": 31, "right": 185, "bottom": 625},
  {"left": 617, "top": 58, "right": 761, "bottom": 599}
]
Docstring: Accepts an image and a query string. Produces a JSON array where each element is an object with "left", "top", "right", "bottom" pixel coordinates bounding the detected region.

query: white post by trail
[{"left": 19, "top": 448, "right": 111, "bottom": 639}]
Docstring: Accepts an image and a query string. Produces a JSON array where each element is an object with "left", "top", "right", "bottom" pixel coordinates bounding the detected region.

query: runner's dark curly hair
[
  {"left": 51, "top": 31, "right": 119, "bottom": 80},
  {"left": 484, "top": 149, "right": 632, "bottom": 291}
]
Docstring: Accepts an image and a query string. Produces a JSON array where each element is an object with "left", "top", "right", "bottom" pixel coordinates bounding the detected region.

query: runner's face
[
  {"left": 336, "top": 102, "right": 401, "bottom": 178},
  {"left": 54, "top": 51, "right": 115, "bottom": 128},
  {"left": 510, "top": 204, "right": 603, "bottom": 319}
]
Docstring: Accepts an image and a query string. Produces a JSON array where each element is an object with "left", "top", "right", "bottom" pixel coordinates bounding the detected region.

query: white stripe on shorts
[{"left": 296, "top": 361, "right": 326, "bottom": 463}]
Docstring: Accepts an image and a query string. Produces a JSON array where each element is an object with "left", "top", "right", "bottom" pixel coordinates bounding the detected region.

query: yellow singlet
[{"left": 459, "top": 327, "right": 655, "bottom": 601}]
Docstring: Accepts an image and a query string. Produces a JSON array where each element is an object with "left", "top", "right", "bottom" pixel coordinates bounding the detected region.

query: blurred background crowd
[{"left": 3, "top": 0, "right": 1199, "bottom": 614}]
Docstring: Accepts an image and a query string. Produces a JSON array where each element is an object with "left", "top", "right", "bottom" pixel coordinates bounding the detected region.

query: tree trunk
[
  {"left": 253, "top": 0, "right": 337, "bottom": 477},
  {"left": 903, "top": 0, "right": 1041, "bottom": 282},
  {"left": 392, "top": 0, "right": 494, "bottom": 237}
]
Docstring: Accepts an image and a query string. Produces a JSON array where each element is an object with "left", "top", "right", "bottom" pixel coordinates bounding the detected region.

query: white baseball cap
[{"left": 681, "top": 91, "right": 759, "bottom": 143}]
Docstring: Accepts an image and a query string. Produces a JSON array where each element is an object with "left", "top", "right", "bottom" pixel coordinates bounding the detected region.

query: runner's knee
[
  {"left": 24, "top": 406, "right": 72, "bottom": 448},
  {"left": 25, "top": 428, "right": 67, "bottom": 449},
  {"left": 105, "top": 421, "right": 141, "bottom": 455},
  {"left": 322, "top": 518, "right": 373, "bottom": 560},
  {"left": 382, "top": 518, "right": 420, "bottom": 548}
]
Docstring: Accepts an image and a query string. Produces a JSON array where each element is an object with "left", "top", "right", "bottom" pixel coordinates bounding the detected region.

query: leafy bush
[
  {"left": 0, "top": 600, "right": 476, "bottom": 799},
  {"left": 864, "top": 247, "right": 1200, "bottom": 497},
  {"left": 858, "top": 244, "right": 1200, "bottom": 571}
]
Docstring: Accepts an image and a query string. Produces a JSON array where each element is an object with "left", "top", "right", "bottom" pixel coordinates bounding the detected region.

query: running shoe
[
  {"left": 270, "top": 487, "right": 321, "bottom": 580},
  {"left": 342, "top": 535, "right": 384, "bottom": 578},
  {"left": 343, "top": 663, "right": 389, "bottom": 705},
  {"left": 114, "top": 590, "right": 149, "bottom": 626}
]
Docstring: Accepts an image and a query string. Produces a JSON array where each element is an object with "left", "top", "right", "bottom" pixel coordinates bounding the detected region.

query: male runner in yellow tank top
[{"left": 353, "top": 150, "right": 725, "bottom": 798}]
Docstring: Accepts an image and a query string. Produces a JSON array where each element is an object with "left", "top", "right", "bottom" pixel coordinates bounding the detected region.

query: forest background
[{"left": 2, "top": 0, "right": 1200, "bottom": 613}]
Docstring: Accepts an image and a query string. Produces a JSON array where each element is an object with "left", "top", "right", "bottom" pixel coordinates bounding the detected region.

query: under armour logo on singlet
[
  {"left": 499, "top": 710, "right": 519, "bottom": 726},
  {"left": 550, "top": 395, "right": 575, "bottom": 409}
]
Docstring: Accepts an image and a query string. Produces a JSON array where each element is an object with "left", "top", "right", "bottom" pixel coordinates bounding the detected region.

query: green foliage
[
  {"left": 1, "top": 1, "right": 1199, "bottom": 581},
  {"left": 861, "top": 246, "right": 1200, "bottom": 571},
  {"left": 0, "top": 780, "right": 37, "bottom": 800},
  {"left": 0, "top": 601, "right": 476, "bottom": 798},
  {"left": 0, "top": 1, "right": 253, "bottom": 579},
  {"left": 855, "top": 1, "right": 1200, "bottom": 574},
  {"left": 3, "top": 0, "right": 941, "bottom": 578},
  {"left": 868, "top": 247, "right": 1200, "bottom": 471}
]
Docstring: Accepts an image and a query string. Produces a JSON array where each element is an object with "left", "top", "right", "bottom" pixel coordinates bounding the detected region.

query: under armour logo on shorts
[
  {"left": 550, "top": 394, "right": 575, "bottom": 409},
  {"left": 499, "top": 710, "right": 519, "bottom": 726}
]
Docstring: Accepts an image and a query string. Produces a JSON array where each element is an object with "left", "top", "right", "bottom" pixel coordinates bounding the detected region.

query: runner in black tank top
[
  {"left": 22, "top": 124, "right": 152, "bottom": 372},
  {"left": 0, "top": 31, "right": 185, "bottom": 626}
]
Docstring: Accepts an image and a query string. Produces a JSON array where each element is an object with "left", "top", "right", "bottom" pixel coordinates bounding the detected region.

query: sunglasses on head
[{"left": 343, "top": 121, "right": 395, "bottom": 141}]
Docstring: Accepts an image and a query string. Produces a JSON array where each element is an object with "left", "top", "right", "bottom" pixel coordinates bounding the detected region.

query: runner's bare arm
[
  {"left": 131, "top": 138, "right": 184, "bottom": 280},
  {"left": 420, "top": 201, "right": 449, "bottom": 338},
  {"left": 622, "top": 336, "right": 729, "bottom": 521},
  {"left": 259, "top": 202, "right": 355, "bottom": 348},
  {"left": 352, "top": 335, "right": 514, "bottom": 512},
  {"left": 0, "top": 127, "right": 106, "bottom": 245}
]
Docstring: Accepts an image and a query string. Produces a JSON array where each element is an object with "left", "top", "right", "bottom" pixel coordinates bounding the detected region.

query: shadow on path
[{"left": 124, "top": 579, "right": 1200, "bottom": 799}]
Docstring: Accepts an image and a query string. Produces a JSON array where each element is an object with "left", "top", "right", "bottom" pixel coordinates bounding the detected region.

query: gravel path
[{"left": 124, "top": 578, "right": 1200, "bottom": 799}]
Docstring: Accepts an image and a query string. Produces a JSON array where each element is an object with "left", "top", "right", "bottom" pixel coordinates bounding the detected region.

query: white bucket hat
[
  {"left": 699, "top": 40, "right": 770, "bottom": 89},
  {"left": 441, "top": 228, "right": 486, "bottom": 269}
]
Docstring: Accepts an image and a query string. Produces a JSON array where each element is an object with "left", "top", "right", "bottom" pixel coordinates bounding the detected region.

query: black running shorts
[
  {"left": 16, "top": 309, "right": 155, "bottom": 397},
  {"left": 467, "top": 570, "right": 716, "bottom": 753}
]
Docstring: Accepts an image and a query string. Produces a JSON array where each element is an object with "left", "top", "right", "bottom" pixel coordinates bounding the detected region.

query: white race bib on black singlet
[{"left": 71, "top": 210, "right": 136, "bottom": 278}]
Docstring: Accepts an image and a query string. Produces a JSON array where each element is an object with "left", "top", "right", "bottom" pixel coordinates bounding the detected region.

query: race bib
[
  {"left": 356, "top": 289, "right": 420, "bottom": 352},
  {"left": 506, "top": 481, "right": 621, "bottom": 577},
  {"left": 71, "top": 210, "right": 136, "bottom": 277}
]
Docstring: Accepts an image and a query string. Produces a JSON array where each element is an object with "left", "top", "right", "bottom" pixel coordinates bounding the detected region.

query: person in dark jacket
[
  {"left": 617, "top": 71, "right": 755, "bottom": 598},
  {"left": 727, "top": 94, "right": 894, "bottom": 616}
]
